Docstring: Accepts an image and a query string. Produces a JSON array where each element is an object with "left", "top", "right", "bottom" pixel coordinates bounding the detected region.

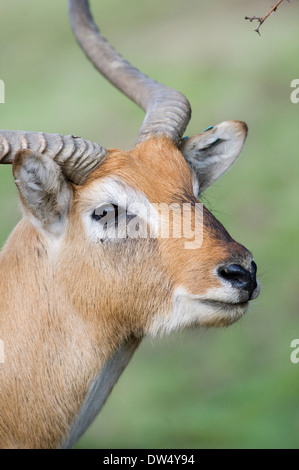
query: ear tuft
[{"left": 180, "top": 121, "right": 248, "bottom": 193}]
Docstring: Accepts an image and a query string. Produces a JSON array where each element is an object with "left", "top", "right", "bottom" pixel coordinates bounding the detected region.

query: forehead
[{"left": 81, "top": 136, "right": 194, "bottom": 204}]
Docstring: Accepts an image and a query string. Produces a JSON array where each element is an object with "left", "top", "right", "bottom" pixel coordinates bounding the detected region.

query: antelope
[{"left": 0, "top": 0, "right": 260, "bottom": 449}]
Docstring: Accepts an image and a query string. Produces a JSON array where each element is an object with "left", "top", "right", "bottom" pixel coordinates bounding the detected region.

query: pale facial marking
[
  {"left": 80, "top": 176, "right": 206, "bottom": 250},
  {"left": 81, "top": 177, "right": 159, "bottom": 243},
  {"left": 147, "top": 285, "right": 251, "bottom": 337}
]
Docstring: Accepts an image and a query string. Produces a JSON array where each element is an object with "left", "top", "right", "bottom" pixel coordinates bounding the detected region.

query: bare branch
[{"left": 245, "top": 0, "right": 288, "bottom": 35}]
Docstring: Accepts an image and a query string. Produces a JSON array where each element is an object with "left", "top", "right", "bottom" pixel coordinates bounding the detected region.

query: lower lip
[{"left": 201, "top": 300, "right": 249, "bottom": 309}]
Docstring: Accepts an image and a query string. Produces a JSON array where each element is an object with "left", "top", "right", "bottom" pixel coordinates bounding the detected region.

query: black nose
[{"left": 218, "top": 261, "right": 257, "bottom": 298}]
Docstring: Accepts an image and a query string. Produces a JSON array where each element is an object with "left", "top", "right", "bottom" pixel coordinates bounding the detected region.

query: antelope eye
[{"left": 92, "top": 204, "right": 118, "bottom": 222}]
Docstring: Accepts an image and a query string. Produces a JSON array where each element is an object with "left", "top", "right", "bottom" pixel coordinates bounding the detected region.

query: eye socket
[
  {"left": 92, "top": 212, "right": 102, "bottom": 222},
  {"left": 91, "top": 203, "right": 138, "bottom": 240},
  {"left": 89, "top": 203, "right": 142, "bottom": 243},
  {"left": 92, "top": 203, "right": 119, "bottom": 222}
]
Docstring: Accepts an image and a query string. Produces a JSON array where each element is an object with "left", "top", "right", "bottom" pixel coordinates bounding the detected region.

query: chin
[
  {"left": 193, "top": 299, "right": 249, "bottom": 327},
  {"left": 147, "top": 291, "right": 250, "bottom": 337}
]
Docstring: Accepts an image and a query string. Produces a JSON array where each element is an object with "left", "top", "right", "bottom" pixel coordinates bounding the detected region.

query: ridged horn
[
  {"left": 0, "top": 131, "right": 107, "bottom": 185},
  {"left": 69, "top": 0, "right": 191, "bottom": 144}
]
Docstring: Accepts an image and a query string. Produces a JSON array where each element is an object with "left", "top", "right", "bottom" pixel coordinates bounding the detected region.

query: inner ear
[
  {"left": 180, "top": 121, "right": 248, "bottom": 193},
  {"left": 13, "top": 149, "right": 71, "bottom": 235}
]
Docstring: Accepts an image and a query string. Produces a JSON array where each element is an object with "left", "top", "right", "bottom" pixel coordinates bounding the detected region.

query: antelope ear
[
  {"left": 13, "top": 149, "right": 71, "bottom": 236},
  {"left": 179, "top": 121, "right": 248, "bottom": 193}
]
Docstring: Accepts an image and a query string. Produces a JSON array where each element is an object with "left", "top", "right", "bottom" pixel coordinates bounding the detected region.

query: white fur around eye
[{"left": 81, "top": 177, "right": 159, "bottom": 243}]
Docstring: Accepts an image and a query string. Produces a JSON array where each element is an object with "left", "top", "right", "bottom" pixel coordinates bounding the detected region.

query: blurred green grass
[{"left": 0, "top": 0, "right": 298, "bottom": 449}]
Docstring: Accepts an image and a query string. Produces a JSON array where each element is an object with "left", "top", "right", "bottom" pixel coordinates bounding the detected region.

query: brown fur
[
  {"left": 84, "top": 137, "right": 251, "bottom": 295},
  {"left": 0, "top": 137, "right": 252, "bottom": 448}
]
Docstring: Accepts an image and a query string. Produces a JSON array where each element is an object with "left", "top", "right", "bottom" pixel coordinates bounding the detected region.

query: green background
[{"left": 0, "top": 0, "right": 298, "bottom": 449}]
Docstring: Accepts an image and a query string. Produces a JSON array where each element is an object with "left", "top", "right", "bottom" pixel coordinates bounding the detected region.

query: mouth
[
  {"left": 200, "top": 299, "right": 249, "bottom": 311},
  {"left": 201, "top": 300, "right": 249, "bottom": 317},
  {"left": 195, "top": 298, "right": 250, "bottom": 327}
]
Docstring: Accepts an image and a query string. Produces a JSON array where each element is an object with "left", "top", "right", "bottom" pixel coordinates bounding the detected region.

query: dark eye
[
  {"left": 92, "top": 204, "right": 118, "bottom": 222},
  {"left": 92, "top": 210, "right": 104, "bottom": 222}
]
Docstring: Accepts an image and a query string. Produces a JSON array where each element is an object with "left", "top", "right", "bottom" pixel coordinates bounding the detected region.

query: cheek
[{"left": 98, "top": 238, "right": 175, "bottom": 315}]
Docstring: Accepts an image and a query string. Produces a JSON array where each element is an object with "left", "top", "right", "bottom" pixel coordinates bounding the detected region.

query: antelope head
[{"left": 0, "top": 0, "right": 260, "bottom": 448}]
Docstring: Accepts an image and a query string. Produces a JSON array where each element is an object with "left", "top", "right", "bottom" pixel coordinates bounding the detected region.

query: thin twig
[{"left": 245, "top": 0, "right": 288, "bottom": 35}]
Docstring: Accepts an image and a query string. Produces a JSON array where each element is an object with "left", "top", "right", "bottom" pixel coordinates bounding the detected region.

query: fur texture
[{"left": 0, "top": 136, "right": 258, "bottom": 448}]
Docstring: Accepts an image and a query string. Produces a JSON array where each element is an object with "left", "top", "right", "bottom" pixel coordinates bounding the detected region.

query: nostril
[
  {"left": 218, "top": 264, "right": 252, "bottom": 290},
  {"left": 251, "top": 261, "right": 257, "bottom": 276},
  {"left": 250, "top": 261, "right": 258, "bottom": 290}
]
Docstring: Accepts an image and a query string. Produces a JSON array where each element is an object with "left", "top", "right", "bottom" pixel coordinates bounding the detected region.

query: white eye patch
[
  {"left": 81, "top": 177, "right": 159, "bottom": 243},
  {"left": 90, "top": 202, "right": 141, "bottom": 242}
]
